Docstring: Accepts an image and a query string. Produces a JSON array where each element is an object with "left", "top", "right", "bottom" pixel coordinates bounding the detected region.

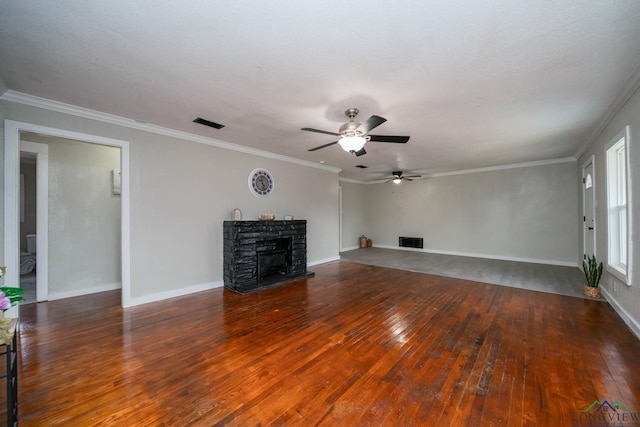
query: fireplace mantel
[{"left": 223, "top": 220, "right": 314, "bottom": 293}]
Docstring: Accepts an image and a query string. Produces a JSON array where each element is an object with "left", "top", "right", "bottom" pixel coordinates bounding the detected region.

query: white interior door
[{"left": 583, "top": 157, "right": 595, "bottom": 260}]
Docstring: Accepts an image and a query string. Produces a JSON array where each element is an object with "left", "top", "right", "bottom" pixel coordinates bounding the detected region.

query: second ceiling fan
[
  {"left": 302, "top": 108, "right": 410, "bottom": 156},
  {"left": 383, "top": 171, "right": 422, "bottom": 183}
]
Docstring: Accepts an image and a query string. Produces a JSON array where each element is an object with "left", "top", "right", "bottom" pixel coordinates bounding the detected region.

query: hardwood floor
[{"left": 13, "top": 261, "right": 640, "bottom": 426}]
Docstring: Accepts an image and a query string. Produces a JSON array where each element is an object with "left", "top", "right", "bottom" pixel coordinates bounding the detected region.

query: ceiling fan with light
[
  {"left": 302, "top": 108, "right": 410, "bottom": 156},
  {"left": 383, "top": 171, "right": 422, "bottom": 184}
]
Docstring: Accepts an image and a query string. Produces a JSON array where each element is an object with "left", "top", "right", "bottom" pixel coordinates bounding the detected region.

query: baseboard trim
[
  {"left": 601, "top": 286, "right": 640, "bottom": 340},
  {"left": 371, "top": 244, "right": 579, "bottom": 267},
  {"left": 126, "top": 281, "right": 223, "bottom": 308},
  {"left": 308, "top": 256, "right": 340, "bottom": 267},
  {"left": 340, "top": 246, "right": 359, "bottom": 252},
  {"left": 48, "top": 282, "right": 122, "bottom": 301}
]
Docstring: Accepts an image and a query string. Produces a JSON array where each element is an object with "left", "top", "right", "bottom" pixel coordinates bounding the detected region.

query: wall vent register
[{"left": 399, "top": 237, "right": 424, "bottom": 249}]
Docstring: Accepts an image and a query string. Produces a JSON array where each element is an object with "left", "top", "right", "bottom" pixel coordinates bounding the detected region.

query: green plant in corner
[{"left": 583, "top": 255, "right": 603, "bottom": 288}]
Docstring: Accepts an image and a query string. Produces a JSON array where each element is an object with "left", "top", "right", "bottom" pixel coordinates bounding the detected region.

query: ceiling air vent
[
  {"left": 193, "top": 117, "right": 225, "bottom": 129},
  {"left": 355, "top": 165, "right": 368, "bottom": 169}
]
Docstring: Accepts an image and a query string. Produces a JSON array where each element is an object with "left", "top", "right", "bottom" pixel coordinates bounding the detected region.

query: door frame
[
  {"left": 3, "top": 120, "right": 131, "bottom": 310},
  {"left": 20, "top": 141, "right": 49, "bottom": 302},
  {"left": 582, "top": 155, "right": 596, "bottom": 261}
]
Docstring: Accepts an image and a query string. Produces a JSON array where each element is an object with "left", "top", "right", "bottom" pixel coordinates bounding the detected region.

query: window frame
[{"left": 605, "top": 126, "right": 632, "bottom": 286}]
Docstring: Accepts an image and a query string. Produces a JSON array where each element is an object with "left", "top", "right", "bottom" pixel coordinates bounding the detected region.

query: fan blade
[
  {"left": 368, "top": 135, "right": 410, "bottom": 143},
  {"left": 354, "top": 147, "right": 367, "bottom": 156},
  {"left": 301, "top": 127, "right": 341, "bottom": 136},
  {"left": 356, "top": 115, "right": 386, "bottom": 134},
  {"left": 404, "top": 174, "right": 421, "bottom": 178},
  {"left": 308, "top": 141, "right": 338, "bottom": 152}
]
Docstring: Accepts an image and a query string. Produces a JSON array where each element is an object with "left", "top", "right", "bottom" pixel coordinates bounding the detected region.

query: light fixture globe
[
  {"left": 338, "top": 135, "right": 367, "bottom": 153},
  {"left": 393, "top": 177, "right": 402, "bottom": 184}
]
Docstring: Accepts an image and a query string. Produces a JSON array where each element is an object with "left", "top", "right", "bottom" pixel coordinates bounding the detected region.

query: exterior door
[{"left": 583, "top": 158, "right": 595, "bottom": 259}]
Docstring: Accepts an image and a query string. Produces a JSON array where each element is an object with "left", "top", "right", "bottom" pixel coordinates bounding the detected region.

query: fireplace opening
[
  {"left": 256, "top": 238, "right": 292, "bottom": 281},
  {"left": 258, "top": 249, "right": 288, "bottom": 280}
]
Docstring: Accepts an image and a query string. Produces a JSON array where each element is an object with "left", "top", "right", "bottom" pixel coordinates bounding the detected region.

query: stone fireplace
[{"left": 223, "top": 220, "right": 314, "bottom": 293}]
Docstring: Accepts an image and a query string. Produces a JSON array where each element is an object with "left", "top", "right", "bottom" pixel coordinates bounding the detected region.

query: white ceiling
[{"left": 2, "top": 1, "right": 640, "bottom": 181}]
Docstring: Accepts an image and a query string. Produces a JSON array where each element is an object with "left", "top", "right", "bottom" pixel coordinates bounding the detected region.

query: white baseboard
[
  {"left": 126, "top": 281, "right": 224, "bottom": 308},
  {"left": 371, "top": 244, "right": 579, "bottom": 267},
  {"left": 48, "top": 282, "right": 122, "bottom": 301},
  {"left": 308, "top": 255, "right": 340, "bottom": 267},
  {"left": 340, "top": 246, "right": 359, "bottom": 252},
  {"left": 601, "top": 286, "right": 640, "bottom": 340},
  {"left": 127, "top": 259, "right": 339, "bottom": 306},
  {"left": 128, "top": 258, "right": 338, "bottom": 306}
]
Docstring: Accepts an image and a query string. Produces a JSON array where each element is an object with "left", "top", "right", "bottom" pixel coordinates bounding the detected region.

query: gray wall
[
  {"left": 342, "top": 161, "right": 579, "bottom": 265},
  {"left": 42, "top": 136, "right": 121, "bottom": 297},
  {"left": 577, "top": 85, "right": 640, "bottom": 331},
  {"left": 129, "top": 133, "right": 339, "bottom": 300},
  {"left": 340, "top": 181, "right": 371, "bottom": 250},
  {"left": 1, "top": 99, "right": 340, "bottom": 304}
]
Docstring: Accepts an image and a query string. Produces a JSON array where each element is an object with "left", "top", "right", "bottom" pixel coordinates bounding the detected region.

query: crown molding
[
  {"left": 425, "top": 157, "right": 576, "bottom": 178},
  {"left": 574, "top": 61, "right": 640, "bottom": 159},
  {"left": 0, "top": 90, "right": 342, "bottom": 174},
  {"left": 337, "top": 177, "right": 363, "bottom": 184},
  {"left": 340, "top": 156, "right": 576, "bottom": 184}
]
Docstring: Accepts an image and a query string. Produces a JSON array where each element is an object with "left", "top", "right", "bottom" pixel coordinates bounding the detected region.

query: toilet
[{"left": 26, "top": 234, "right": 36, "bottom": 253}]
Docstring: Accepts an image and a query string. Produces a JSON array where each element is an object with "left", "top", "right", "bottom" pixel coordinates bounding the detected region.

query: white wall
[
  {"left": 35, "top": 136, "right": 121, "bottom": 297},
  {"left": 345, "top": 161, "right": 579, "bottom": 266},
  {"left": 0, "top": 99, "right": 340, "bottom": 305},
  {"left": 577, "top": 85, "right": 640, "bottom": 334},
  {"left": 130, "top": 134, "right": 339, "bottom": 300},
  {"left": 340, "top": 181, "right": 371, "bottom": 250}
]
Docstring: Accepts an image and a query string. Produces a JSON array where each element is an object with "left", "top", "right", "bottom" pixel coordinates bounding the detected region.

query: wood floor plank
[{"left": 11, "top": 261, "right": 640, "bottom": 426}]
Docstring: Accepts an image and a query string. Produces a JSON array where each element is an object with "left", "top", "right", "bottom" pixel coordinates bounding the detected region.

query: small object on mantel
[
  {"left": 232, "top": 208, "right": 242, "bottom": 221},
  {"left": 259, "top": 214, "right": 275, "bottom": 221},
  {"left": 284, "top": 215, "right": 293, "bottom": 220}
]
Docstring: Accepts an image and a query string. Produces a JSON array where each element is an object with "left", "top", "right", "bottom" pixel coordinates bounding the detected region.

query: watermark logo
[{"left": 573, "top": 400, "right": 639, "bottom": 426}]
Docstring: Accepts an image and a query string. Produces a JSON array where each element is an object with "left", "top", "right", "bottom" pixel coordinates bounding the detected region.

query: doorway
[
  {"left": 582, "top": 156, "right": 595, "bottom": 260},
  {"left": 3, "top": 120, "right": 131, "bottom": 312},
  {"left": 19, "top": 141, "right": 48, "bottom": 302}
]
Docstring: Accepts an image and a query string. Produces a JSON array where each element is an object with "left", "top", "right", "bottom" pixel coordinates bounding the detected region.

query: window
[{"left": 606, "top": 127, "right": 630, "bottom": 283}]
